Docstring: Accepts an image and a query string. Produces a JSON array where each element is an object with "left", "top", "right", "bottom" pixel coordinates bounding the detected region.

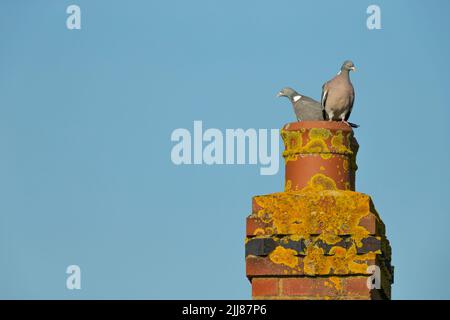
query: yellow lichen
[
  {"left": 329, "top": 277, "right": 343, "bottom": 292},
  {"left": 320, "top": 153, "right": 333, "bottom": 160},
  {"left": 285, "top": 179, "right": 292, "bottom": 192},
  {"left": 330, "top": 245, "right": 375, "bottom": 274},
  {"left": 269, "top": 246, "right": 299, "bottom": 268},
  {"left": 308, "top": 128, "right": 331, "bottom": 140},
  {"left": 264, "top": 227, "right": 274, "bottom": 234},
  {"left": 254, "top": 189, "right": 371, "bottom": 245},
  {"left": 281, "top": 129, "right": 304, "bottom": 162},
  {"left": 300, "top": 173, "right": 337, "bottom": 193},
  {"left": 253, "top": 228, "right": 265, "bottom": 236},
  {"left": 289, "top": 234, "right": 302, "bottom": 242},
  {"left": 331, "top": 130, "right": 351, "bottom": 154},
  {"left": 301, "top": 242, "right": 375, "bottom": 276},
  {"left": 343, "top": 159, "right": 349, "bottom": 172},
  {"left": 302, "top": 139, "right": 330, "bottom": 154},
  {"left": 303, "top": 246, "right": 329, "bottom": 275},
  {"left": 281, "top": 128, "right": 355, "bottom": 163}
]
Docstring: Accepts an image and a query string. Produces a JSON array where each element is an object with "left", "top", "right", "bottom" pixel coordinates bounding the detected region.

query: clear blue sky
[{"left": 1, "top": 0, "right": 449, "bottom": 299}]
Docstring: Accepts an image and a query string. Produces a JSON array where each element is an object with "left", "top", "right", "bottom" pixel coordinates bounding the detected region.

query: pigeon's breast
[
  {"left": 326, "top": 93, "right": 350, "bottom": 108},
  {"left": 324, "top": 88, "right": 352, "bottom": 119}
]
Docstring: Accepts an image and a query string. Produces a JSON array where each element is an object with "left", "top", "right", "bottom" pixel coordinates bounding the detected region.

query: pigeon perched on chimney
[
  {"left": 321, "top": 60, "right": 356, "bottom": 126},
  {"left": 277, "top": 87, "right": 324, "bottom": 121}
]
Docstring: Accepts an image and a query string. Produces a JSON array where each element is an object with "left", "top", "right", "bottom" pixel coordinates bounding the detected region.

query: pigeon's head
[
  {"left": 277, "top": 87, "right": 298, "bottom": 99},
  {"left": 341, "top": 60, "right": 356, "bottom": 72}
]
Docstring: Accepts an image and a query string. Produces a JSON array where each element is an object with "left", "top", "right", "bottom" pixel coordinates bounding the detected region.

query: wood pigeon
[
  {"left": 277, "top": 87, "right": 324, "bottom": 121},
  {"left": 321, "top": 60, "right": 358, "bottom": 127}
]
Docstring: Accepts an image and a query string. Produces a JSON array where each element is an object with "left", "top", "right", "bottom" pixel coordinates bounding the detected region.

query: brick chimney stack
[{"left": 245, "top": 121, "right": 393, "bottom": 300}]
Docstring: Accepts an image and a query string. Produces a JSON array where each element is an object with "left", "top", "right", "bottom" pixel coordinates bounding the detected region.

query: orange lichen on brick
[
  {"left": 305, "top": 128, "right": 331, "bottom": 159},
  {"left": 309, "top": 128, "right": 331, "bottom": 140},
  {"left": 285, "top": 179, "right": 292, "bottom": 192},
  {"left": 253, "top": 228, "right": 265, "bottom": 236},
  {"left": 281, "top": 128, "right": 355, "bottom": 163},
  {"left": 302, "top": 139, "right": 330, "bottom": 154},
  {"left": 254, "top": 189, "right": 372, "bottom": 246},
  {"left": 269, "top": 246, "right": 299, "bottom": 269},
  {"left": 329, "top": 277, "right": 343, "bottom": 292},
  {"left": 331, "top": 130, "right": 352, "bottom": 154},
  {"left": 281, "top": 130, "right": 303, "bottom": 162},
  {"left": 300, "top": 173, "right": 337, "bottom": 192},
  {"left": 343, "top": 159, "right": 349, "bottom": 172},
  {"left": 302, "top": 243, "right": 376, "bottom": 276}
]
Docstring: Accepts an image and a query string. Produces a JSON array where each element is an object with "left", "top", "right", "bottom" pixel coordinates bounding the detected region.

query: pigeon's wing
[
  {"left": 321, "top": 82, "right": 329, "bottom": 120},
  {"left": 292, "top": 102, "right": 301, "bottom": 121},
  {"left": 321, "top": 83, "right": 328, "bottom": 107},
  {"left": 292, "top": 94, "right": 324, "bottom": 121},
  {"left": 300, "top": 94, "right": 320, "bottom": 105},
  {"left": 301, "top": 99, "right": 325, "bottom": 121},
  {"left": 345, "top": 88, "right": 355, "bottom": 121}
]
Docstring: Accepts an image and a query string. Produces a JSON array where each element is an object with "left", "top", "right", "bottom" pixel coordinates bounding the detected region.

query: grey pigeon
[
  {"left": 277, "top": 87, "right": 324, "bottom": 121},
  {"left": 321, "top": 60, "right": 357, "bottom": 126}
]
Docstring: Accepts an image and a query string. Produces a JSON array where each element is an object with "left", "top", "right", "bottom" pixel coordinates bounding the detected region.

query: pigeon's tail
[{"left": 348, "top": 122, "right": 360, "bottom": 128}]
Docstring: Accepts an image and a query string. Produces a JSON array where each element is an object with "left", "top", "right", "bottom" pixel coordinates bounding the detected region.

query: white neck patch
[
  {"left": 293, "top": 95, "right": 302, "bottom": 102},
  {"left": 337, "top": 70, "right": 342, "bottom": 75}
]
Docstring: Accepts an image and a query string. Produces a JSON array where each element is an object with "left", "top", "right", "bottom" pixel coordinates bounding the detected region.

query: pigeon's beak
[
  {"left": 351, "top": 66, "right": 356, "bottom": 72},
  {"left": 276, "top": 92, "right": 283, "bottom": 97}
]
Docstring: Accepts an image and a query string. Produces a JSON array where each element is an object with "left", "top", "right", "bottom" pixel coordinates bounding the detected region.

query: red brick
[
  {"left": 252, "top": 278, "right": 279, "bottom": 297},
  {"left": 358, "top": 212, "right": 384, "bottom": 235},
  {"left": 280, "top": 277, "right": 340, "bottom": 297},
  {"left": 345, "top": 276, "right": 371, "bottom": 296},
  {"left": 247, "top": 256, "right": 384, "bottom": 278},
  {"left": 251, "top": 198, "right": 263, "bottom": 213},
  {"left": 246, "top": 216, "right": 268, "bottom": 236},
  {"left": 246, "top": 256, "right": 297, "bottom": 277}
]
